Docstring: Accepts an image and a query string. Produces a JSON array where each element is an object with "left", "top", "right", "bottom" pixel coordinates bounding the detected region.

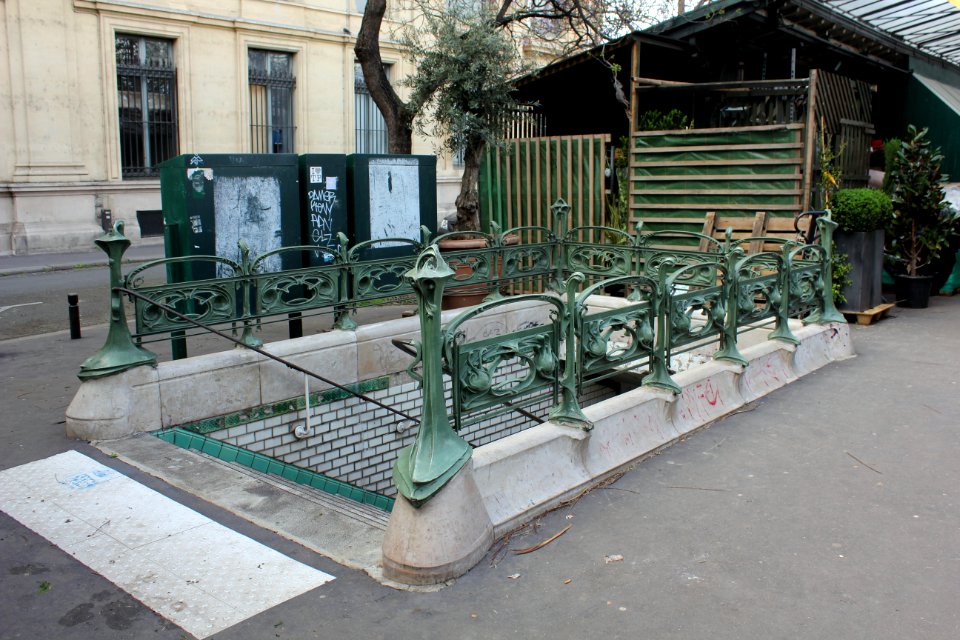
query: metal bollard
[{"left": 68, "top": 293, "right": 81, "bottom": 339}]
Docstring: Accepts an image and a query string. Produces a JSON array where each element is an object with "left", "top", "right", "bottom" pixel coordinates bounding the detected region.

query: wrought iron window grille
[
  {"left": 116, "top": 35, "right": 178, "bottom": 178},
  {"left": 249, "top": 50, "right": 296, "bottom": 154}
]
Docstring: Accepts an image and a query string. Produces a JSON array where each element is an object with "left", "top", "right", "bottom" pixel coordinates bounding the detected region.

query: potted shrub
[
  {"left": 830, "top": 188, "right": 892, "bottom": 311},
  {"left": 886, "top": 125, "right": 956, "bottom": 308}
]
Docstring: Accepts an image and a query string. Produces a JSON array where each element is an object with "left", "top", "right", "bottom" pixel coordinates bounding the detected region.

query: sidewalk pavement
[
  {"left": 2, "top": 287, "right": 959, "bottom": 638},
  {"left": 0, "top": 238, "right": 166, "bottom": 276}
]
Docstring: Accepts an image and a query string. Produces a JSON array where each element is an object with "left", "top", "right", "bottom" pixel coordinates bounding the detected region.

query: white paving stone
[{"left": 0, "top": 451, "right": 334, "bottom": 638}]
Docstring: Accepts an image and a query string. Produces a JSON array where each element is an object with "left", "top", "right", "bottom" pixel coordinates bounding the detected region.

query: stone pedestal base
[{"left": 381, "top": 461, "right": 493, "bottom": 585}]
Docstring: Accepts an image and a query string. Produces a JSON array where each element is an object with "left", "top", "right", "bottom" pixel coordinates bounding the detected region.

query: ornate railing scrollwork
[{"left": 442, "top": 294, "right": 568, "bottom": 431}]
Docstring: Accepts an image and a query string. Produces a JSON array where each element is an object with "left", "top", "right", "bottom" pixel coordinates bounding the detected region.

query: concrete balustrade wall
[
  {"left": 382, "top": 319, "right": 853, "bottom": 584},
  {"left": 476, "top": 320, "right": 851, "bottom": 536}
]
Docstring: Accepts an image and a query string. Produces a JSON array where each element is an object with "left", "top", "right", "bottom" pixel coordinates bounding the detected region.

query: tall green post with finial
[
  {"left": 549, "top": 273, "right": 593, "bottom": 430},
  {"left": 393, "top": 245, "right": 472, "bottom": 506},
  {"left": 551, "top": 198, "right": 570, "bottom": 292},
  {"left": 817, "top": 211, "right": 847, "bottom": 324},
  {"left": 78, "top": 221, "right": 157, "bottom": 379}
]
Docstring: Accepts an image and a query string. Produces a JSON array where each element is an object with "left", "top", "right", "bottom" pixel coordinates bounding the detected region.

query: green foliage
[
  {"left": 403, "top": 6, "right": 522, "bottom": 158},
  {"left": 830, "top": 188, "right": 893, "bottom": 232},
  {"left": 817, "top": 123, "right": 845, "bottom": 208},
  {"left": 886, "top": 125, "right": 955, "bottom": 276},
  {"left": 636, "top": 108, "right": 690, "bottom": 132},
  {"left": 832, "top": 248, "right": 852, "bottom": 306},
  {"left": 882, "top": 138, "right": 901, "bottom": 194}
]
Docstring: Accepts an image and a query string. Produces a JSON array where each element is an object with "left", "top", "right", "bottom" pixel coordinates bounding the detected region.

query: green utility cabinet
[
  {"left": 299, "top": 154, "right": 348, "bottom": 266},
  {"left": 159, "top": 153, "right": 301, "bottom": 280},
  {"left": 347, "top": 154, "right": 437, "bottom": 260}
]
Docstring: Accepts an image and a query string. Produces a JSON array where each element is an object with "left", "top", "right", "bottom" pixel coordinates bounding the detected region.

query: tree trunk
[
  {"left": 455, "top": 141, "right": 485, "bottom": 232},
  {"left": 354, "top": 0, "right": 414, "bottom": 154}
]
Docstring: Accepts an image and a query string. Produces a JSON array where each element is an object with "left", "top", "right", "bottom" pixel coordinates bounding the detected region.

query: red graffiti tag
[{"left": 700, "top": 380, "right": 722, "bottom": 406}]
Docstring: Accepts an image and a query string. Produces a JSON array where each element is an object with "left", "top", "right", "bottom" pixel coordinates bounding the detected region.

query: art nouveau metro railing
[{"left": 79, "top": 200, "right": 843, "bottom": 505}]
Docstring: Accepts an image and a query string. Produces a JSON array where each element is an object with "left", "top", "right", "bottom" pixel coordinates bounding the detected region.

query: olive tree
[
  {"left": 403, "top": 6, "right": 523, "bottom": 231},
  {"left": 353, "top": 0, "right": 675, "bottom": 229}
]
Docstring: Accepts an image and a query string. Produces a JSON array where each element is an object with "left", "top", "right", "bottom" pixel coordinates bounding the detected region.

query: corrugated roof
[{"left": 811, "top": 0, "right": 960, "bottom": 66}]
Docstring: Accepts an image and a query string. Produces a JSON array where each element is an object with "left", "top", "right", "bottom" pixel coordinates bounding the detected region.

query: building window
[
  {"left": 249, "top": 50, "right": 296, "bottom": 153},
  {"left": 116, "top": 35, "right": 178, "bottom": 178},
  {"left": 354, "top": 63, "right": 388, "bottom": 153}
]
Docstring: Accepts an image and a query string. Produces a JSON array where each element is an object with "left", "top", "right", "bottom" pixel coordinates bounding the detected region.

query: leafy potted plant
[
  {"left": 830, "top": 188, "right": 893, "bottom": 311},
  {"left": 886, "top": 125, "right": 956, "bottom": 308}
]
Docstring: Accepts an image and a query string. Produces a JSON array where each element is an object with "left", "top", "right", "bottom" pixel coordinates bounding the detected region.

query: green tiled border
[
  {"left": 154, "top": 427, "right": 394, "bottom": 512},
  {"left": 179, "top": 375, "right": 392, "bottom": 435}
]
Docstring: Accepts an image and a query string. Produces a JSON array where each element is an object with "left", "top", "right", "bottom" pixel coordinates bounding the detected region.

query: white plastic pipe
[{"left": 293, "top": 373, "right": 314, "bottom": 439}]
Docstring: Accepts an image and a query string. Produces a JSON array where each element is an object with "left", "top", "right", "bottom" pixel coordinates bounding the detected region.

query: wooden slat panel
[
  {"left": 766, "top": 216, "right": 803, "bottom": 231},
  {"left": 633, "top": 123, "right": 804, "bottom": 136},
  {"left": 633, "top": 189, "right": 803, "bottom": 196},
  {"left": 631, "top": 174, "right": 802, "bottom": 182},
  {"left": 588, "top": 136, "right": 595, "bottom": 225},
  {"left": 635, "top": 158, "right": 803, "bottom": 168},
  {"left": 801, "top": 69, "right": 819, "bottom": 213},
  {"left": 698, "top": 211, "right": 717, "bottom": 251},
  {"left": 637, "top": 216, "right": 707, "bottom": 224},
  {"left": 525, "top": 139, "right": 532, "bottom": 229},
  {"left": 545, "top": 138, "right": 552, "bottom": 224},
  {"left": 630, "top": 143, "right": 803, "bottom": 154},
  {"left": 514, "top": 139, "right": 522, "bottom": 224},
  {"left": 632, "top": 203, "right": 799, "bottom": 211},
  {"left": 749, "top": 211, "right": 768, "bottom": 254},
  {"left": 479, "top": 134, "right": 609, "bottom": 232},
  {"left": 505, "top": 142, "right": 514, "bottom": 225},
  {"left": 566, "top": 137, "right": 573, "bottom": 209},
  {"left": 535, "top": 140, "right": 542, "bottom": 227}
]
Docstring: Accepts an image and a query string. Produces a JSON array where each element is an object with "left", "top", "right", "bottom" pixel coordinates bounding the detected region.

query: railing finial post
[
  {"left": 333, "top": 232, "right": 357, "bottom": 331},
  {"left": 816, "top": 210, "right": 846, "bottom": 324},
  {"left": 238, "top": 241, "right": 263, "bottom": 348},
  {"left": 548, "top": 273, "right": 592, "bottom": 430},
  {"left": 78, "top": 221, "right": 157, "bottom": 379},
  {"left": 393, "top": 245, "right": 471, "bottom": 506},
  {"left": 770, "top": 250, "right": 800, "bottom": 344},
  {"left": 551, "top": 198, "right": 570, "bottom": 292},
  {"left": 643, "top": 263, "right": 681, "bottom": 393},
  {"left": 714, "top": 248, "right": 748, "bottom": 365}
]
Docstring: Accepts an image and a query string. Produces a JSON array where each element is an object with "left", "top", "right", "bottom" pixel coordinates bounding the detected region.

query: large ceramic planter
[
  {"left": 438, "top": 237, "right": 491, "bottom": 310},
  {"left": 835, "top": 229, "right": 884, "bottom": 311},
  {"left": 894, "top": 274, "right": 933, "bottom": 308}
]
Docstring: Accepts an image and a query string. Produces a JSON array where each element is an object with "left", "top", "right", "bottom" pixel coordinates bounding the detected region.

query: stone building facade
[{"left": 0, "top": 0, "right": 464, "bottom": 254}]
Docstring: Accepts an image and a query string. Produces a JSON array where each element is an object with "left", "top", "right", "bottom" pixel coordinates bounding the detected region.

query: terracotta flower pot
[
  {"left": 438, "top": 237, "right": 490, "bottom": 310},
  {"left": 437, "top": 235, "right": 519, "bottom": 310}
]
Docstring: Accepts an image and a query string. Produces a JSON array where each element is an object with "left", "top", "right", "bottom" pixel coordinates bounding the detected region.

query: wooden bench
[{"left": 636, "top": 211, "right": 811, "bottom": 254}]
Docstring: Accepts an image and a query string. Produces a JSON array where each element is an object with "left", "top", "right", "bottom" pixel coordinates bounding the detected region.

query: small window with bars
[
  {"left": 116, "top": 34, "right": 178, "bottom": 178},
  {"left": 249, "top": 50, "right": 296, "bottom": 154},
  {"left": 354, "top": 63, "right": 389, "bottom": 153}
]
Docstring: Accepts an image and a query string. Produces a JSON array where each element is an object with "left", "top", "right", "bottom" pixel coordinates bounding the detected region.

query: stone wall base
[{"left": 382, "top": 321, "right": 853, "bottom": 584}]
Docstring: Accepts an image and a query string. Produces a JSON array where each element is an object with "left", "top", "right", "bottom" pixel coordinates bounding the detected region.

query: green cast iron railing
[
  {"left": 79, "top": 204, "right": 843, "bottom": 506},
  {"left": 390, "top": 206, "right": 842, "bottom": 505}
]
